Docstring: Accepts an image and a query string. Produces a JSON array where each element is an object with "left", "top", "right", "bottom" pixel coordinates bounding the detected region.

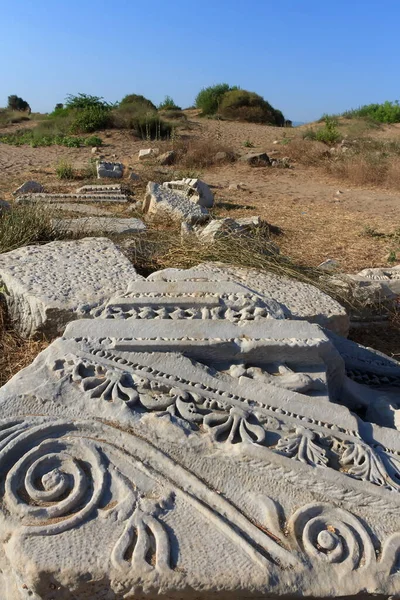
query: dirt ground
[
  {"left": 1, "top": 115, "right": 399, "bottom": 272},
  {"left": 0, "top": 114, "right": 399, "bottom": 364}
]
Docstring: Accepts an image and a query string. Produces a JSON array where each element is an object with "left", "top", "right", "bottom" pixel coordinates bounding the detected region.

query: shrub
[
  {"left": 342, "top": 101, "right": 400, "bottom": 123},
  {"left": 65, "top": 93, "right": 112, "bottom": 111},
  {"left": 69, "top": 106, "right": 111, "bottom": 133},
  {"left": 195, "top": 83, "right": 238, "bottom": 116},
  {"left": 119, "top": 94, "right": 156, "bottom": 111},
  {"left": 84, "top": 135, "right": 102, "bottom": 147},
  {"left": 158, "top": 96, "right": 181, "bottom": 110},
  {"left": 131, "top": 114, "right": 173, "bottom": 140},
  {"left": 7, "top": 95, "right": 30, "bottom": 112},
  {"left": 303, "top": 117, "right": 340, "bottom": 144},
  {"left": 56, "top": 160, "right": 75, "bottom": 180},
  {"left": 158, "top": 109, "right": 187, "bottom": 120},
  {"left": 218, "top": 90, "right": 285, "bottom": 125},
  {"left": 174, "top": 138, "right": 236, "bottom": 168}
]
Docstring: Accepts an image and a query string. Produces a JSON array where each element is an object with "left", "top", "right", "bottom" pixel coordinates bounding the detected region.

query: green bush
[
  {"left": 65, "top": 93, "right": 112, "bottom": 111},
  {"left": 69, "top": 106, "right": 111, "bottom": 133},
  {"left": 195, "top": 83, "right": 238, "bottom": 116},
  {"left": 119, "top": 94, "right": 156, "bottom": 111},
  {"left": 56, "top": 160, "right": 75, "bottom": 180},
  {"left": 7, "top": 95, "right": 30, "bottom": 112},
  {"left": 84, "top": 135, "right": 102, "bottom": 147},
  {"left": 218, "top": 90, "right": 285, "bottom": 125},
  {"left": 158, "top": 95, "right": 181, "bottom": 110},
  {"left": 342, "top": 101, "right": 400, "bottom": 123},
  {"left": 303, "top": 117, "right": 340, "bottom": 144}
]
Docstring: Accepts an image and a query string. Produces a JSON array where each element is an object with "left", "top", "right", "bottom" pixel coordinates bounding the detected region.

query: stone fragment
[
  {"left": 318, "top": 259, "right": 340, "bottom": 271},
  {"left": 143, "top": 182, "right": 209, "bottom": 224},
  {"left": 99, "top": 278, "right": 285, "bottom": 322},
  {"left": 138, "top": 148, "right": 160, "bottom": 160},
  {"left": 12, "top": 180, "right": 44, "bottom": 195},
  {"left": 197, "top": 218, "right": 278, "bottom": 254},
  {"left": 354, "top": 266, "right": 400, "bottom": 295},
  {"left": 239, "top": 152, "right": 270, "bottom": 166},
  {"left": 96, "top": 161, "right": 123, "bottom": 179},
  {"left": 0, "top": 315, "right": 398, "bottom": 598},
  {"left": 129, "top": 171, "right": 140, "bottom": 180},
  {"left": 50, "top": 203, "right": 113, "bottom": 216},
  {"left": 54, "top": 217, "right": 146, "bottom": 235},
  {"left": 158, "top": 150, "right": 175, "bottom": 165},
  {"left": 215, "top": 151, "right": 228, "bottom": 161},
  {"left": 163, "top": 178, "right": 214, "bottom": 209},
  {"left": 91, "top": 146, "right": 99, "bottom": 154},
  {"left": 149, "top": 263, "right": 349, "bottom": 336},
  {"left": 76, "top": 184, "right": 122, "bottom": 193},
  {"left": 0, "top": 237, "right": 142, "bottom": 337},
  {"left": 16, "top": 193, "right": 128, "bottom": 204},
  {"left": 228, "top": 182, "right": 246, "bottom": 190},
  {"left": 0, "top": 199, "right": 11, "bottom": 213}
]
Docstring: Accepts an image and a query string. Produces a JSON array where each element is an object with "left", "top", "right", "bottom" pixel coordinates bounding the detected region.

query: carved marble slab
[
  {"left": 147, "top": 264, "right": 350, "bottom": 336},
  {"left": 0, "top": 238, "right": 143, "bottom": 337},
  {"left": 0, "top": 317, "right": 399, "bottom": 599}
]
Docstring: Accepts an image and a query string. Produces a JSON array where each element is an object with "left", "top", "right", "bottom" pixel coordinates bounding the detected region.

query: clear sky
[{"left": 1, "top": 0, "right": 399, "bottom": 123}]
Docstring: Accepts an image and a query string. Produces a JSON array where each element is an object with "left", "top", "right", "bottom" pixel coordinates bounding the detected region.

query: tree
[
  {"left": 7, "top": 95, "right": 30, "bottom": 112},
  {"left": 195, "top": 84, "right": 238, "bottom": 115}
]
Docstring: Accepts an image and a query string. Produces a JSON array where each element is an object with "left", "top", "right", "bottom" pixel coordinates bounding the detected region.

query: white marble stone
[
  {"left": 143, "top": 182, "right": 209, "bottom": 224},
  {"left": 0, "top": 315, "right": 398, "bottom": 598},
  {"left": 97, "top": 161, "right": 124, "bottom": 179},
  {"left": 53, "top": 216, "right": 146, "bottom": 234},
  {"left": 148, "top": 264, "right": 350, "bottom": 336},
  {"left": 0, "top": 238, "right": 143, "bottom": 337},
  {"left": 15, "top": 192, "right": 128, "bottom": 204},
  {"left": 163, "top": 178, "right": 214, "bottom": 208}
]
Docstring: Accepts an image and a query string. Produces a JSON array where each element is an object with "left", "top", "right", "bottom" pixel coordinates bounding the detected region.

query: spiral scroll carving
[
  {"left": 288, "top": 502, "right": 376, "bottom": 571},
  {"left": 3, "top": 426, "right": 106, "bottom": 535}
]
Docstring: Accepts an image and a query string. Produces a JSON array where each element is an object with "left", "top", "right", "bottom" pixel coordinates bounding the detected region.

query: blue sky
[{"left": 1, "top": 0, "right": 399, "bottom": 122}]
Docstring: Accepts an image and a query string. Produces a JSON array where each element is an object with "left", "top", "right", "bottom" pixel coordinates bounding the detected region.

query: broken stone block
[
  {"left": 16, "top": 192, "right": 128, "bottom": 204},
  {"left": 197, "top": 218, "right": 279, "bottom": 254},
  {"left": 12, "top": 180, "right": 44, "bottom": 195},
  {"left": 318, "top": 258, "right": 340, "bottom": 272},
  {"left": 53, "top": 217, "right": 147, "bottom": 235},
  {"left": 158, "top": 150, "right": 175, "bottom": 165},
  {"left": 163, "top": 178, "right": 214, "bottom": 208},
  {"left": 143, "top": 182, "right": 209, "bottom": 224},
  {"left": 138, "top": 148, "right": 160, "bottom": 160},
  {"left": 239, "top": 152, "right": 271, "bottom": 166},
  {"left": 355, "top": 266, "right": 400, "bottom": 295},
  {"left": 0, "top": 314, "right": 399, "bottom": 598},
  {"left": 50, "top": 203, "right": 114, "bottom": 216},
  {"left": 0, "top": 237, "right": 142, "bottom": 337},
  {"left": 96, "top": 161, "right": 123, "bottom": 179},
  {"left": 76, "top": 184, "right": 123, "bottom": 193},
  {"left": 149, "top": 263, "right": 350, "bottom": 336}
]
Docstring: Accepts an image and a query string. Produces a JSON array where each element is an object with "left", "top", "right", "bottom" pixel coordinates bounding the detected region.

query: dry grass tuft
[
  {"left": 174, "top": 137, "right": 236, "bottom": 169},
  {"left": 0, "top": 300, "right": 50, "bottom": 387}
]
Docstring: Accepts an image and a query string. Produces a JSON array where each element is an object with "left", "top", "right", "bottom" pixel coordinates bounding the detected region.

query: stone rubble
[
  {"left": 163, "top": 178, "right": 214, "bottom": 208},
  {"left": 15, "top": 192, "right": 128, "bottom": 204},
  {"left": 240, "top": 152, "right": 271, "bottom": 166},
  {"left": 139, "top": 148, "right": 160, "bottom": 160},
  {"left": 158, "top": 150, "right": 175, "bottom": 165},
  {"left": 96, "top": 160, "right": 124, "bottom": 179},
  {"left": 143, "top": 181, "right": 210, "bottom": 224},
  {"left": 12, "top": 180, "right": 44, "bottom": 195}
]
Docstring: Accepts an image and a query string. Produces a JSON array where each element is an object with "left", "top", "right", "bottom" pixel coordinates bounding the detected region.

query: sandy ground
[{"left": 1, "top": 116, "right": 399, "bottom": 273}]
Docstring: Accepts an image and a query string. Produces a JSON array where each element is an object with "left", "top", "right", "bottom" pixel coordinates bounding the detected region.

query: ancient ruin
[{"left": 0, "top": 254, "right": 399, "bottom": 599}]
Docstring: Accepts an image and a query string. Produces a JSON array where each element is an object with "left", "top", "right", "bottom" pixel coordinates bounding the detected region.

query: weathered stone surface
[
  {"left": 0, "top": 238, "right": 142, "bottom": 337},
  {"left": 96, "top": 277, "right": 285, "bottom": 322},
  {"left": 138, "top": 148, "right": 159, "bottom": 160},
  {"left": 76, "top": 184, "right": 122, "bottom": 193},
  {"left": 12, "top": 180, "right": 44, "bottom": 195},
  {"left": 318, "top": 258, "right": 340, "bottom": 271},
  {"left": 163, "top": 178, "right": 214, "bottom": 208},
  {"left": 355, "top": 266, "right": 400, "bottom": 295},
  {"left": 0, "top": 314, "right": 398, "bottom": 598},
  {"left": 158, "top": 150, "right": 175, "bottom": 165},
  {"left": 240, "top": 152, "right": 271, "bottom": 166},
  {"left": 143, "top": 182, "right": 209, "bottom": 224},
  {"left": 149, "top": 263, "right": 350, "bottom": 336},
  {"left": 16, "top": 192, "right": 128, "bottom": 204},
  {"left": 97, "top": 161, "right": 123, "bottom": 179},
  {"left": 54, "top": 216, "right": 146, "bottom": 234},
  {"left": 50, "top": 203, "right": 114, "bottom": 216},
  {"left": 197, "top": 217, "right": 277, "bottom": 247}
]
